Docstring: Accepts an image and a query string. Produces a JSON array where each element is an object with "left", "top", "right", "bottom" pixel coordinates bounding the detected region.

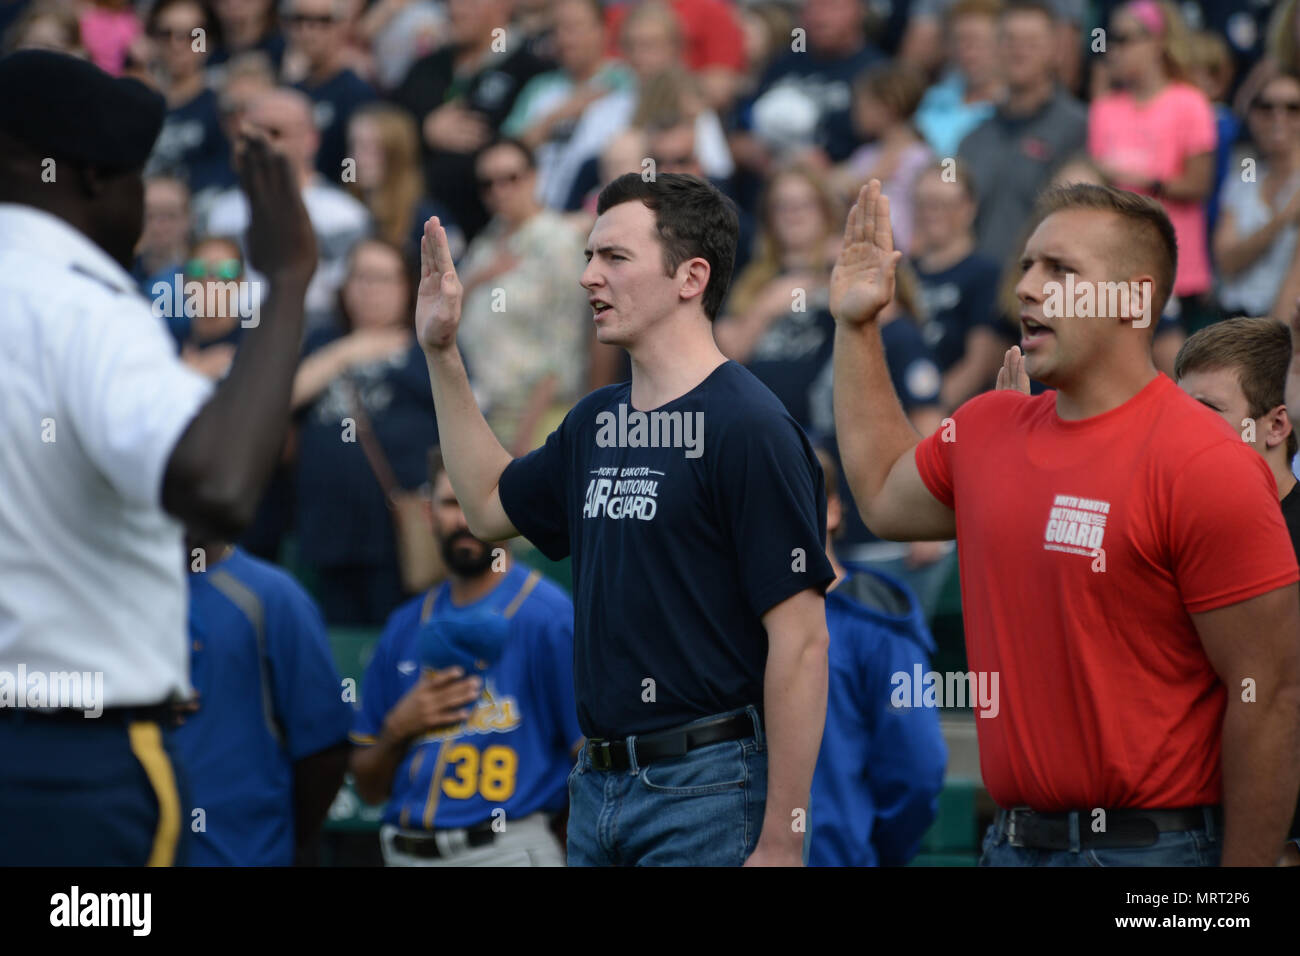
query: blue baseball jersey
[
  {"left": 351, "top": 564, "right": 582, "bottom": 830},
  {"left": 174, "top": 547, "right": 353, "bottom": 866},
  {"left": 809, "top": 564, "right": 947, "bottom": 867}
]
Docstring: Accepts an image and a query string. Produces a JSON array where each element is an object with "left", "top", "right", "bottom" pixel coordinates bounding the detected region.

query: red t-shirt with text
[{"left": 914, "top": 374, "right": 1298, "bottom": 811}]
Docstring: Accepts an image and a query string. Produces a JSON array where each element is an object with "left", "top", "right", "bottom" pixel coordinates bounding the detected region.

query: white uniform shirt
[{"left": 0, "top": 204, "right": 214, "bottom": 707}]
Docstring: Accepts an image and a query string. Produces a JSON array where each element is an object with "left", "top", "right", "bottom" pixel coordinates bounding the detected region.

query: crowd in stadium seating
[{"left": 3, "top": 0, "right": 1293, "bottom": 626}]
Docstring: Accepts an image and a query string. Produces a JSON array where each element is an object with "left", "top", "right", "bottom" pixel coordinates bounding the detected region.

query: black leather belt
[
  {"left": 0, "top": 702, "right": 173, "bottom": 724},
  {"left": 584, "top": 711, "right": 757, "bottom": 771},
  {"left": 999, "top": 805, "right": 1222, "bottom": 850},
  {"left": 392, "top": 820, "right": 496, "bottom": 859}
]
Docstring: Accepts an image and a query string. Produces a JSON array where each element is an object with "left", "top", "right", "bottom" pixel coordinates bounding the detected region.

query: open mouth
[
  {"left": 591, "top": 300, "right": 613, "bottom": 318},
  {"left": 1020, "top": 316, "right": 1053, "bottom": 347}
]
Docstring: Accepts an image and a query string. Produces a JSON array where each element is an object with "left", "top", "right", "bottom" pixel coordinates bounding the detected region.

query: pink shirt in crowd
[
  {"left": 79, "top": 7, "right": 142, "bottom": 76},
  {"left": 1088, "top": 82, "right": 1216, "bottom": 297}
]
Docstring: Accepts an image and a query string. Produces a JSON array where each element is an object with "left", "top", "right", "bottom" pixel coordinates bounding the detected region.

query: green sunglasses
[{"left": 185, "top": 258, "right": 242, "bottom": 280}]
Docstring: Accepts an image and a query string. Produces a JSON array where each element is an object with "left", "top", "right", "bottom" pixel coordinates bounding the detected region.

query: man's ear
[
  {"left": 1124, "top": 275, "right": 1157, "bottom": 329},
  {"left": 422, "top": 496, "right": 435, "bottom": 535},
  {"left": 1263, "top": 402, "right": 1294, "bottom": 452},
  {"left": 77, "top": 163, "right": 118, "bottom": 202},
  {"left": 678, "top": 256, "right": 711, "bottom": 307}
]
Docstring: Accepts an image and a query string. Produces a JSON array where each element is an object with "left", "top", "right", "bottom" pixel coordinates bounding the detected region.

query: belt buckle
[
  {"left": 589, "top": 739, "right": 613, "bottom": 770},
  {"left": 1006, "top": 810, "right": 1022, "bottom": 847}
]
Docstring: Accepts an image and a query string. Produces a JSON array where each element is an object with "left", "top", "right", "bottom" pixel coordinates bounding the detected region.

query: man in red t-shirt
[{"left": 830, "top": 179, "right": 1300, "bottom": 866}]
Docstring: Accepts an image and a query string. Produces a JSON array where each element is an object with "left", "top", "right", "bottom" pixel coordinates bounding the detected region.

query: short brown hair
[
  {"left": 1174, "top": 317, "right": 1298, "bottom": 459},
  {"left": 1033, "top": 183, "right": 1179, "bottom": 320},
  {"left": 854, "top": 63, "right": 927, "bottom": 122}
]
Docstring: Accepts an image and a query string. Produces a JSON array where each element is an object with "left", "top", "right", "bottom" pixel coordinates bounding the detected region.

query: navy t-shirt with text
[{"left": 498, "top": 361, "right": 835, "bottom": 739}]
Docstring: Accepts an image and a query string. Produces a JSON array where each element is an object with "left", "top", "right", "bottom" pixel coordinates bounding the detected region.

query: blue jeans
[
  {"left": 978, "top": 808, "right": 1222, "bottom": 867},
  {"left": 567, "top": 706, "right": 768, "bottom": 866}
]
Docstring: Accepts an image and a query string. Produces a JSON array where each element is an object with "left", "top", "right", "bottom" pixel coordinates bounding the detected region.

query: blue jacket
[{"left": 809, "top": 562, "right": 948, "bottom": 866}]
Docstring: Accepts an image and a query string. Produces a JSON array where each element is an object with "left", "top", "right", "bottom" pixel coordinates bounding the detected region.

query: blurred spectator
[
  {"left": 1089, "top": 1, "right": 1216, "bottom": 332},
  {"left": 4, "top": 1, "right": 82, "bottom": 56},
  {"left": 178, "top": 235, "right": 247, "bottom": 380},
  {"left": 456, "top": 139, "right": 593, "bottom": 455},
  {"left": 902, "top": 0, "right": 1084, "bottom": 91},
  {"left": 284, "top": 0, "right": 376, "bottom": 180},
  {"left": 207, "top": 0, "right": 285, "bottom": 79},
  {"left": 392, "top": 0, "right": 547, "bottom": 241},
  {"left": 807, "top": 445, "right": 946, "bottom": 868},
  {"left": 502, "top": 0, "right": 633, "bottom": 209},
  {"left": 144, "top": 0, "right": 232, "bottom": 195},
  {"left": 646, "top": 116, "right": 756, "bottom": 274},
  {"left": 78, "top": 0, "right": 140, "bottom": 75},
  {"left": 203, "top": 87, "right": 371, "bottom": 330},
  {"left": 356, "top": 0, "right": 445, "bottom": 91},
  {"left": 958, "top": 0, "right": 1086, "bottom": 266},
  {"left": 1215, "top": 69, "right": 1300, "bottom": 319},
  {"left": 345, "top": 102, "right": 463, "bottom": 262},
  {"left": 913, "top": 0, "right": 1003, "bottom": 158},
  {"left": 735, "top": 1, "right": 793, "bottom": 100},
  {"left": 604, "top": 0, "right": 747, "bottom": 113},
  {"left": 562, "top": 6, "right": 736, "bottom": 210},
  {"left": 832, "top": 63, "right": 932, "bottom": 253},
  {"left": 513, "top": 0, "right": 554, "bottom": 62},
  {"left": 291, "top": 238, "right": 436, "bottom": 626},
  {"left": 176, "top": 537, "right": 351, "bottom": 866},
  {"left": 134, "top": 174, "right": 191, "bottom": 307},
  {"left": 909, "top": 159, "right": 1006, "bottom": 412},
  {"left": 715, "top": 165, "right": 841, "bottom": 431},
  {"left": 1188, "top": 29, "right": 1241, "bottom": 242},
  {"left": 831, "top": 265, "right": 950, "bottom": 616},
  {"left": 734, "top": 0, "right": 883, "bottom": 175}
]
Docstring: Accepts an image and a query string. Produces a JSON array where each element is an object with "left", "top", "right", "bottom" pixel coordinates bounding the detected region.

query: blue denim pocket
[
  {"left": 1085, "top": 829, "right": 1209, "bottom": 867},
  {"left": 638, "top": 740, "right": 749, "bottom": 795}
]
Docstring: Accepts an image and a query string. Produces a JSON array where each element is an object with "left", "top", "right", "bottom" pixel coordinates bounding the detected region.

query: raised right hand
[
  {"left": 383, "top": 667, "right": 482, "bottom": 741},
  {"left": 416, "top": 216, "right": 464, "bottom": 353},
  {"left": 236, "top": 133, "right": 317, "bottom": 284},
  {"left": 830, "top": 179, "right": 902, "bottom": 326}
]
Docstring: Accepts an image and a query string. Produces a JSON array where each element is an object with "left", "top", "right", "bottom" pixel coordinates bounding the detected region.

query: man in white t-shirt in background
[
  {"left": 204, "top": 86, "right": 370, "bottom": 332},
  {"left": 0, "top": 49, "right": 318, "bottom": 866}
]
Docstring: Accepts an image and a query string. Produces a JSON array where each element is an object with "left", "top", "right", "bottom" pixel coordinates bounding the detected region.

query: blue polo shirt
[
  {"left": 175, "top": 547, "right": 353, "bottom": 866},
  {"left": 352, "top": 564, "right": 582, "bottom": 829},
  {"left": 498, "top": 360, "right": 835, "bottom": 739}
]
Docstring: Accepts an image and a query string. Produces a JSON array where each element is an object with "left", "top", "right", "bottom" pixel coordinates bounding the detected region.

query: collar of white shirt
[{"left": 0, "top": 202, "right": 137, "bottom": 296}]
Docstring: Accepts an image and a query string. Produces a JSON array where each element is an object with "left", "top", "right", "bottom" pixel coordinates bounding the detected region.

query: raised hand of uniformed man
[
  {"left": 383, "top": 667, "right": 482, "bottom": 740},
  {"left": 416, "top": 216, "right": 464, "bottom": 353},
  {"left": 236, "top": 133, "right": 317, "bottom": 285},
  {"left": 830, "top": 178, "right": 903, "bottom": 327}
]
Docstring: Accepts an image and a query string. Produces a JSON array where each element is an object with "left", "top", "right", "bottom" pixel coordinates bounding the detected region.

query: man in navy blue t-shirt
[{"left": 414, "top": 172, "right": 835, "bottom": 866}]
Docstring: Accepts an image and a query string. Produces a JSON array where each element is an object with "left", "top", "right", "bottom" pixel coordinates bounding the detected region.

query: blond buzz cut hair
[{"left": 1033, "top": 183, "right": 1179, "bottom": 322}]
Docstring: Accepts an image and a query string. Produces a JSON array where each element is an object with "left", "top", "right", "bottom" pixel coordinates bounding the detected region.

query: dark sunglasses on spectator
[
  {"left": 478, "top": 171, "right": 523, "bottom": 191},
  {"left": 1252, "top": 99, "right": 1300, "bottom": 116},
  {"left": 286, "top": 13, "right": 336, "bottom": 27},
  {"left": 185, "top": 259, "right": 242, "bottom": 280}
]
